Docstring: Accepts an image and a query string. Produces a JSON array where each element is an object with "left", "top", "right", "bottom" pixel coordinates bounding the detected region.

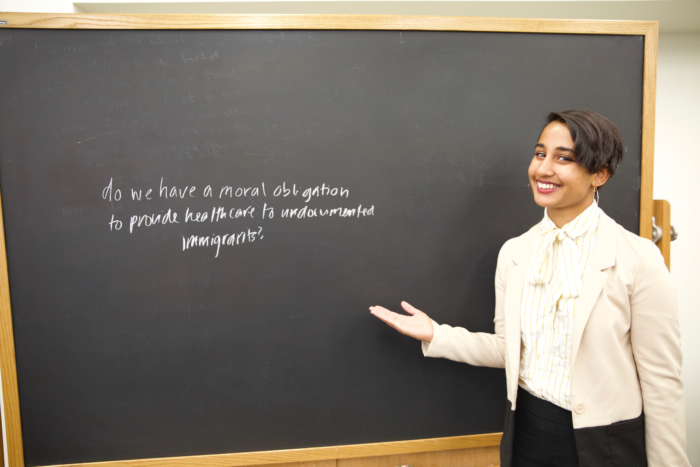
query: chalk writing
[
  {"left": 99, "top": 177, "right": 376, "bottom": 257},
  {"left": 182, "top": 228, "right": 263, "bottom": 258}
]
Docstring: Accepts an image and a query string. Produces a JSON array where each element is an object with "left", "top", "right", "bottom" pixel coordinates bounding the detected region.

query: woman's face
[{"left": 528, "top": 121, "right": 607, "bottom": 226}]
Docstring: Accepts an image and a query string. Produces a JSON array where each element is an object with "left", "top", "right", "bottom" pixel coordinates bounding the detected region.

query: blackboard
[{"left": 0, "top": 15, "right": 653, "bottom": 467}]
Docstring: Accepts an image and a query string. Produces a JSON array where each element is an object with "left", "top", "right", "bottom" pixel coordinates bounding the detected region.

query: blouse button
[{"left": 574, "top": 403, "right": 586, "bottom": 414}]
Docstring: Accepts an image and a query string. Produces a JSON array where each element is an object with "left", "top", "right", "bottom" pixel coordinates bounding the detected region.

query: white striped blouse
[{"left": 518, "top": 200, "right": 600, "bottom": 410}]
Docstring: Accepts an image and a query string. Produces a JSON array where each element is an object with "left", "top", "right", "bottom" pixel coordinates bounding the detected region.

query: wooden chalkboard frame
[{"left": 0, "top": 13, "right": 657, "bottom": 467}]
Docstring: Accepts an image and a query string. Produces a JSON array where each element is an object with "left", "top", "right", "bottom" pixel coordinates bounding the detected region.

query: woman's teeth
[{"left": 538, "top": 181, "right": 559, "bottom": 190}]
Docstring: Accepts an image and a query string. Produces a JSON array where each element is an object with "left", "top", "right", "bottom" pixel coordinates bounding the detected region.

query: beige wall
[
  {"left": 654, "top": 32, "right": 700, "bottom": 465},
  {"left": 1, "top": 1, "right": 698, "bottom": 464},
  {"left": 0, "top": 0, "right": 75, "bottom": 13}
]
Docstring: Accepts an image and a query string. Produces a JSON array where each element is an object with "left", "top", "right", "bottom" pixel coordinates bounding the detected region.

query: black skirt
[{"left": 512, "top": 386, "right": 580, "bottom": 467}]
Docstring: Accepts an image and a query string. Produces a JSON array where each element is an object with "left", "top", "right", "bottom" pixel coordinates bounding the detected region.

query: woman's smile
[{"left": 535, "top": 180, "right": 561, "bottom": 193}]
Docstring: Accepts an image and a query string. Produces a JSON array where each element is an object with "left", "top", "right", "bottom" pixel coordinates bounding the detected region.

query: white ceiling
[{"left": 71, "top": 1, "right": 700, "bottom": 33}]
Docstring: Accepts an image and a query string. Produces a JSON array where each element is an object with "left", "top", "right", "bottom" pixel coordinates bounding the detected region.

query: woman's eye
[
  {"left": 558, "top": 155, "right": 574, "bottom": 162},
  {"left": 534, "top": 152, "right": 545, "bottom": 158}
]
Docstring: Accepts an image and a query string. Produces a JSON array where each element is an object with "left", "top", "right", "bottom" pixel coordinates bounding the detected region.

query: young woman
[{"left": 370, "top": 111, "right": 689, "bottom": 467}]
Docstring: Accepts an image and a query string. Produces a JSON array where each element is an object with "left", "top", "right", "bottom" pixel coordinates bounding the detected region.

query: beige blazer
[{"left": 423, "top": 210, "right": 689, "bottom": 466}]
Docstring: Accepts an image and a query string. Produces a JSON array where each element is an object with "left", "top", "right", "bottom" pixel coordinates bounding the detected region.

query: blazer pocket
[{"left": 606, "top": 413, "right": 647, "bottom": 467}]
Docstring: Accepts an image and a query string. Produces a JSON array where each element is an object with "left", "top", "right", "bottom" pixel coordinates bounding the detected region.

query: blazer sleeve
[
  {"left": 630, "top": 242, "right": 689, "bottom": 466},
  {"left": 419, "top": 239, "right": 513, "bottom": 369}
]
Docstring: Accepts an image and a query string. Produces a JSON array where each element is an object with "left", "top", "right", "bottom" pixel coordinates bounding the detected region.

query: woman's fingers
[
  {"left": 369, "top": 304, "right": 433, "bottom": 342},
  {"left": 401, "top": 301, "right": 421, "bottom": 316},
  {"left": 370, "top": 306, "right": 401, "bottom": 324},
  {"left": 370, "top": 306, "right": 405, "bottom": 331}
]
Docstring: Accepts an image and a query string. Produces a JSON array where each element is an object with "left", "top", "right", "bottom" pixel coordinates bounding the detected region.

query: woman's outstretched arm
[{"left": 369, "top": 238, "right": 517, "bottom": 369}]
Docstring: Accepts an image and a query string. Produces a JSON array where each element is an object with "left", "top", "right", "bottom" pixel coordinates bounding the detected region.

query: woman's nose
[{"left": 537, "top": 156, "right": 554, "bottom": 176}]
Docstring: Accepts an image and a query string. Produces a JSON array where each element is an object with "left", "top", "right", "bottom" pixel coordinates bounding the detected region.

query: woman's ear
[{"left": 593, "top": 165, "right": 611, "bottom": 188}]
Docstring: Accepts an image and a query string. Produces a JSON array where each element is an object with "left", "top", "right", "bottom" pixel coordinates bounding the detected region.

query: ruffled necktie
[{"left": 527, "top": 203, "right": 600, "bottom": 308}]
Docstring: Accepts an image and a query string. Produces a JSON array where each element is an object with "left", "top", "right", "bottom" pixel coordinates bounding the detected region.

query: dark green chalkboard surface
[{"left": 0, "top": 19, "right": 646, "bottom": 467}]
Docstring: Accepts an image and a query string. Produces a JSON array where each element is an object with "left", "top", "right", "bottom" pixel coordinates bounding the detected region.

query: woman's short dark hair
[{"left": 545, "top": 110, "right": 624, "bottom": 177}]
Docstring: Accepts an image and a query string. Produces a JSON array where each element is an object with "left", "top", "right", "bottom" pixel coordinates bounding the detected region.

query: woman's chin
[{"left": 532, "top": 194, "right": 559, "bottom": 209}]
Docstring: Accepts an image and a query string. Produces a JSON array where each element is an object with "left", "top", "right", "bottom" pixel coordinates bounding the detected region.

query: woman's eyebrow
[{"left": 535, "top": 143, "right": 575, "bottom": 153}]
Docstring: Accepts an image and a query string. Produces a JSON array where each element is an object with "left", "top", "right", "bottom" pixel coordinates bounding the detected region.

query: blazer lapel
[
  {"left": 504, "top": 225, "right": 538, "bottom": 393},
  {"left": 570, "top": 211, "right": 617, "bottom": 367}
]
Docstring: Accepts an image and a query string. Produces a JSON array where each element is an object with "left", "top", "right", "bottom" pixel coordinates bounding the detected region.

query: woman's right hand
[{"left": 369, "top": 301, "right": 434, "bottom": 343}]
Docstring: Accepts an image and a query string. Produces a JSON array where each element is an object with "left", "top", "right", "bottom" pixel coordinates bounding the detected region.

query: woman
[{"left": 370, "top": 111, "right": 689, "bottom": 467}]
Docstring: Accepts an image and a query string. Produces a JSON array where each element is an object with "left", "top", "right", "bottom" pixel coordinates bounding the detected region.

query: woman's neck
[{"left": 547, "top": 196, "right": 596, "bottom": 228}]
